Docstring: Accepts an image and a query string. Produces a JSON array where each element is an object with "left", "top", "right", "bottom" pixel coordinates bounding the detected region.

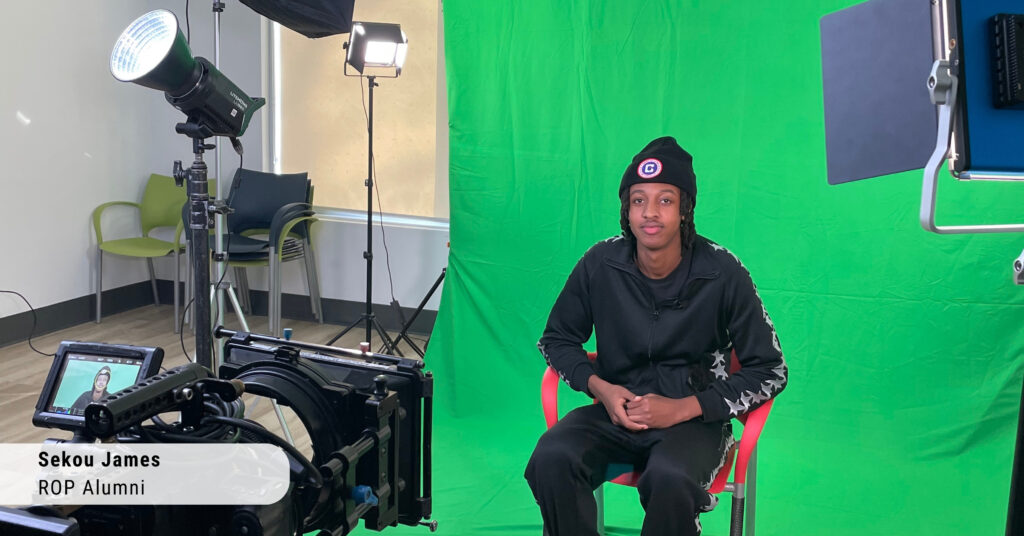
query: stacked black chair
[{"left": 189, "top": 168, "right": 323, "bottom": 336}]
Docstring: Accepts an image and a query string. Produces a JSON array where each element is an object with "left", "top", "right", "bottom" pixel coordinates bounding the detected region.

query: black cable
[
  {"left": 372, "top": 156, "right": 398, "bottom": 301},
  {"left": 0, "top": 290, "right": 55, "bottom": 356},
  {"left": 180, "top": 297, "right": 195, "bottom": 363},
  {"left": 185, "top": 0, "right": 191, "bottom": 45},
  {"left": 201, "top": 415, "right": 324, "bottom": 488},
  {"left": 359, "top": 81, "right": 398, "bottom": 303}
]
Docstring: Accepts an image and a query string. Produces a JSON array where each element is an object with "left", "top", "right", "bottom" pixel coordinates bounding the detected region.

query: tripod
[
  {"left": 391, "top": 268, "right": 445, "bottom": 358},
  {"left": 326, "top": 75, "right": 399, "bottom": 354}
]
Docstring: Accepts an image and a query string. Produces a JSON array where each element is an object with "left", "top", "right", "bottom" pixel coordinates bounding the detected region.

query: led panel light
[{"left": 345, "top": 22, "right": 408, "bottom": 76}]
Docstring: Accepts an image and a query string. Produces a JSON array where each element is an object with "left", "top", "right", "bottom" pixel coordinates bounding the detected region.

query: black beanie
[{"left": 618, "top": 136, "right": 697, "bottom": 206}]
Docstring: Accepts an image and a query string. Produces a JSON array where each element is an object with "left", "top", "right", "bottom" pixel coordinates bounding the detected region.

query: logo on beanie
[{"left": 637, "top": 158, "right": 662, "bottom": 179}]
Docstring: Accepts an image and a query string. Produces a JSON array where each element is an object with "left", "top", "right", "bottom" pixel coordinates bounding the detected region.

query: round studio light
[{"left": 110, "top": 10, "right": 180, "bottom": 83}]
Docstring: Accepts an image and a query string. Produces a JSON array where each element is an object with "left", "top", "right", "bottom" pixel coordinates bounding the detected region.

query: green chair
[{"left": 92, "top": 173, "right": 187, "bottom": 332}]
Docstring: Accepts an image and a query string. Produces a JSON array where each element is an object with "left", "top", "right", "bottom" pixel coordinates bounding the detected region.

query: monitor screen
[
  {"left": 33, "top": 341, "right": 163, "bottom": 434},
  {"left": 46, "top": 353, "right": 146, "bottom": 417}
]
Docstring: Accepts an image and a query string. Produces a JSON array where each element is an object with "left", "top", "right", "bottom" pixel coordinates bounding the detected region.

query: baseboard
[
  {"left": 0, "top": 280, "right": 437, "bottom": 349},
  {"left": 0, "top": 282, "right": 155, "bottom": 348}
]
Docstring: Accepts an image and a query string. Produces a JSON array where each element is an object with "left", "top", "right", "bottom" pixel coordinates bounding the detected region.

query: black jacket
[{"left": 538, "top": 234, "right": 787, "bottom": 423}]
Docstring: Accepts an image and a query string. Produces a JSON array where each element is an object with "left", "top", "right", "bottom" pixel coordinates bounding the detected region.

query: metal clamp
[{"left": 920, "top": 60, "right": 1024, "bottom": 234}]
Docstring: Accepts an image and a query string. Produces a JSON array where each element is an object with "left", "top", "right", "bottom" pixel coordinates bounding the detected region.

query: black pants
[{"left": 525, "top": 404, "right": 733, "bottom": 536}]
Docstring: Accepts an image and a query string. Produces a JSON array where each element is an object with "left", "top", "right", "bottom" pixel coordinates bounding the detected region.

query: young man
[
  {"left": 525, "top": 136, "right": 787, "bottom": 536},
  {"left": 71, "top": 366, "right": 112, "bottom": 412}
]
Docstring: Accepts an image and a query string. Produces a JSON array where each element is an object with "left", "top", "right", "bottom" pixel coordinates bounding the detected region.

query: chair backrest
[
  {"left": 139, "top": 174, "right": 187, "bottom": 236},
  {"left": 226, "top": 168, "right": 312, "bottom": 236}
]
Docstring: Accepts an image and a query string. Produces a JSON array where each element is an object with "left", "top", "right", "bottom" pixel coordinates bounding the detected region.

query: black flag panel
[{"left": 240, "top": 0, "right": 356, "bottom": 38}]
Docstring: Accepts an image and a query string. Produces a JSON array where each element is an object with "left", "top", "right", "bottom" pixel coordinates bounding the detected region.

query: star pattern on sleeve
[
  {"left": 709, "top": 349, "right": 729, "bottom": 380},
  {"left": 725, "top": 397, "right": 748, "bottom": 415}
]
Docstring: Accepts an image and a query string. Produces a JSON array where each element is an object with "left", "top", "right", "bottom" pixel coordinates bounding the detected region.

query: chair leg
[
  {"left": 269, "top": 248, "right": 280, "bottom": 336},
  {"left": 303, "top": 239, "right": 323, "bottom": 323},
  {"left": 95, "top": 248, "right": 103, "bottom": 323},
  {"left": 730, "top": 490, "right": 745, "bottom": 536},
  {"left": 267, "top": 258, "right": 275, "bottom": 337},
  {"left": 746, "top": 447, "right": 758, "bottom": 536},
  {"left": 173, "top": 249, "right": 181, "bottom": 334},
  {"left": 147, "top": 258, "right": 160, "bottom": 306},
  {"left": 595, "top": 484, "right": 605, "bottom": 536},
  {"left": 242, "top": 268, "right": 253, "bottom": 314}
]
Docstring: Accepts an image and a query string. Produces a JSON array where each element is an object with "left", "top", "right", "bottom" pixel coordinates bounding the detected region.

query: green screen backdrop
[{"left": 374, "top": 1, "right": 1024, "bottom": 534}]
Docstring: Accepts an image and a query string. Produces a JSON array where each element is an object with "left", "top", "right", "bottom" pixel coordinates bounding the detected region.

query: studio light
[
  {"left": 111, "top": 9, "right": 265, "bottom": 139},
  {"left": 344, "top": 22, "right": 408, "bottom": 77},
  {"left": 326, "top": 21, "right": 408, "bottom": 351},
  {"left": 109, "top": 9, "right": 270, "bottom": 369}
]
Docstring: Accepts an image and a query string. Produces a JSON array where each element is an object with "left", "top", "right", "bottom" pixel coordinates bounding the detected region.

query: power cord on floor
[{"left": 0, "top": 290, "right": 56, "bottom": 357}]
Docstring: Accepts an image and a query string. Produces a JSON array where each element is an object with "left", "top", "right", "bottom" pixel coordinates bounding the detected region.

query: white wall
[
  {"left": 230, "top": 212, "right": 449, "bottom": 310},
  {"left": 0, "top": 2, "right": 448, "bottom": 321}
]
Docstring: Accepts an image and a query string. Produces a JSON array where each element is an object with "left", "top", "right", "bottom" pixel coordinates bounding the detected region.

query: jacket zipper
[{"left": 648, "top": 308, "right": 659, "bottom": 361}]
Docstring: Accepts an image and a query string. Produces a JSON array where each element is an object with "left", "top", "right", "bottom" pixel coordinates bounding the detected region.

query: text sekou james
[{"left": 38, "top": 451, "right": 160, "bottom": 468}]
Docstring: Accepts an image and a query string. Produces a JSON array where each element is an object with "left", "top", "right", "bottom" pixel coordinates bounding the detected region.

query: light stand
[
  {"left": 110, "top": 9, "right": 265, "bottom": 366},
  {"left": 211, "top": 0, "right": 228, "bottom": 369},
  {"left": 173, "top": 136, "right": 217, "bottom": 368},
  {"left": 207, "top": 0, "right": 257, "bottom": 366},
  {"left": 327, "top": 75, "right": 399, "bottom": 354},
  {"left": 326, "top": 22, "right": 408, "bottom": 353}
]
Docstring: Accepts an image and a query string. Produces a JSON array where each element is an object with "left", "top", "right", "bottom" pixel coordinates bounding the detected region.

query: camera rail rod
[{"left": 214, "top": 327, "right": 424, "bottom": 370}]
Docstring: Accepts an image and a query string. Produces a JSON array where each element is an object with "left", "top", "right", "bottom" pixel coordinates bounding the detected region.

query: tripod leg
[
  {"left": 393, "top": 267, "right": 446, "bottom": 358},
  {"left": 372, "top": 316, "right": 402, "bottom": 356},
  {"left": 271, "top": 399, "right": 296, "bottom": 447},
  {"left": 326, "top": 319, "right": 359, "bottom": 346},
  {"left": 224, "top": 285, "right": 251, "bottom": 332},
  {"left": 234, "top": 267, "right": 251, "bottom": 314},
  {"left": 241, "top": 394, "right": 295, "bottom": 448}
]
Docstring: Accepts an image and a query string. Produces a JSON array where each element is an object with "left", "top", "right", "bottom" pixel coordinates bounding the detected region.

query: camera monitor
[{"left": 33, "top": 341, "right": 163, "bottom": 434}]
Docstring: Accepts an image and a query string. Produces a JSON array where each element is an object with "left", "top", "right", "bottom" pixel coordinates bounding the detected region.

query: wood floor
[{"left": 0, "top": 304, "right": 424, "bottom": 458}]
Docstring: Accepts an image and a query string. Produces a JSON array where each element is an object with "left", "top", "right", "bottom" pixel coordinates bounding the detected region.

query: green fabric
[{"left": 369, "top": 1, "right": 1024, "bottom": 535}]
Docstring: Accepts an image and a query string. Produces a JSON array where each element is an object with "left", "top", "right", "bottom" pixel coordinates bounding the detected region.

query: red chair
[{"left": 541, "top": 351, "right": 774, "bottom": 536}]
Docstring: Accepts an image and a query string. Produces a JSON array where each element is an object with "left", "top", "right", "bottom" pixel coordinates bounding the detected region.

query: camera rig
[{"left": 0, "top": 329, "right": 434, "bottom": 536}]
